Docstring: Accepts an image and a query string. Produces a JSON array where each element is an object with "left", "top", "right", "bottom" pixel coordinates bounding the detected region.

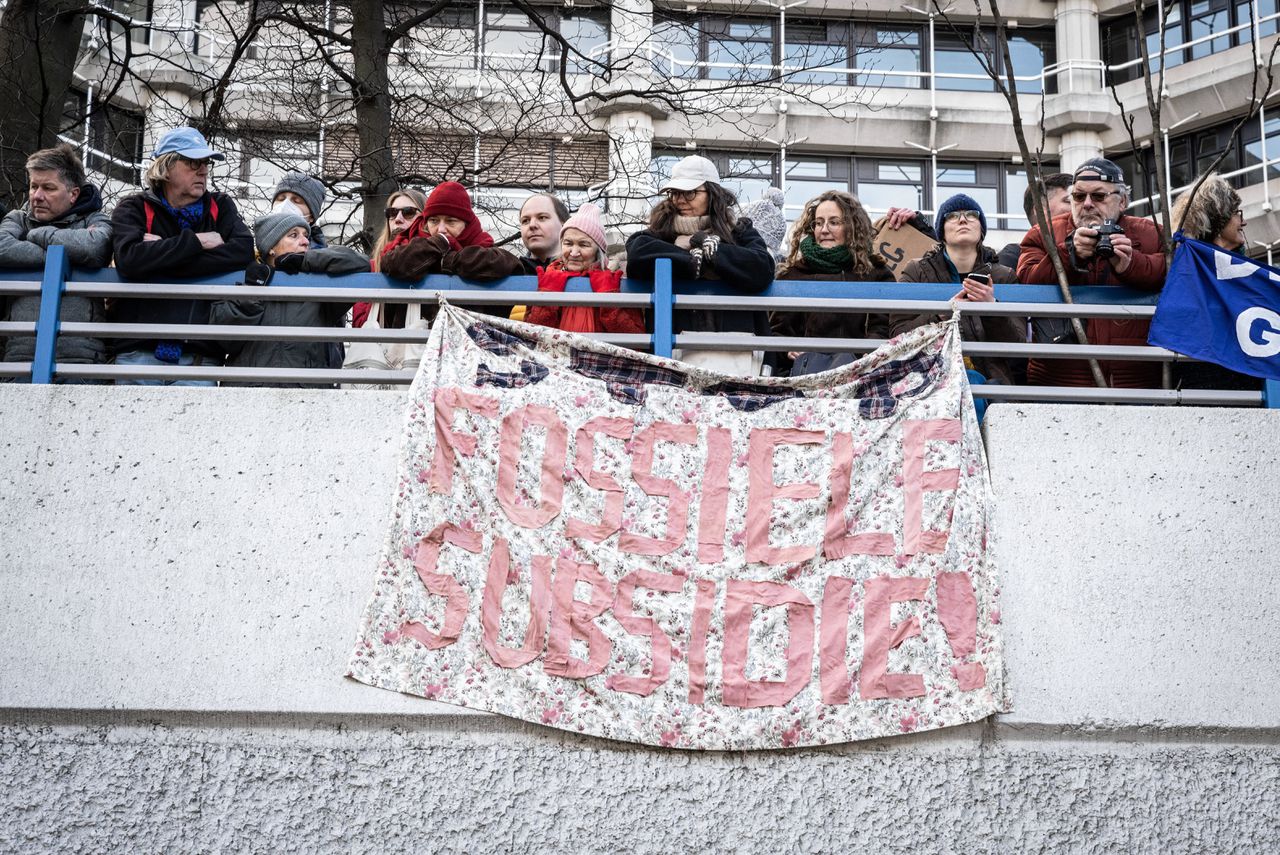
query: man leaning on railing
[
  {"left": 0, "top": 143, "right": 113, "bottom": 381},
  {"left": 109, "top": 127, "right": 254, "bottom": 387}
]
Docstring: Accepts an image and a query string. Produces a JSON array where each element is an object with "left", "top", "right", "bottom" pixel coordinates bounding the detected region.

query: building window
[
  {"left": 481, "top": 6, "right": 610, "bottom": 74},
  {"left": 229, "top": 133, "right": 321, "bottom": 202},
  {"left": 60, "top": 90, "right": 145, "bottom": 185},
  {"left": 1101, "top": 0, "right": 1272, "bottom": 84},
  {"left": 404, "top": 6, "right": 478, "bottom": 69},
  {"left": 103, "top": 0, "right": 152, "bottom": 46}
]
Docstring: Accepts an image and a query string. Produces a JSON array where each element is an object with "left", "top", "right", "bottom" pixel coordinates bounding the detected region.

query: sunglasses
[
  {"left": 1070, "top": 190, "right": 1120, "bottom": 204},
  {"left": 944, "top": 210, "right": 980, "bottom": 222},
  {"left": 385, "top": 205, "right": 420, "bottom": 221}
]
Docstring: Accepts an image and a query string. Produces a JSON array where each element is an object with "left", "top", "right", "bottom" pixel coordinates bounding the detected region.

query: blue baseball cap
[{"left": 152, "top": 127, "right": 225, "bottom": 161}]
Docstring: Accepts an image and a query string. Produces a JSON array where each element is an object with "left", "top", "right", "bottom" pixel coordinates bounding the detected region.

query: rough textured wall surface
[
  {"left": 2, "top": 388, "right": 1278, "bottom": 852},
  {"left": 2, "top": 715, "right": 1277, "bottom": 854}
]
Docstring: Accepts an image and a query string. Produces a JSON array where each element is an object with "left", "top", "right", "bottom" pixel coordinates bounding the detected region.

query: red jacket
[
  {"left": 527, "top": 263, "right": 645, "bottom": 334},
  {"left": 1017, "top": 212, "right": 1167, "bottom": 388}
]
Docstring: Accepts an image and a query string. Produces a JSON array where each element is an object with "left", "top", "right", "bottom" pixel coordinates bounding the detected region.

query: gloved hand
[
  {"left": 688, "top": 230, "right": 721, "bottom": 265},
  {"left": 536, "top": 265, "right": 574, "bottom": 292},
  {"left": 588, "top": 268, "right": 622, "bottom": 293},
  {"left": 688, "top": 246, "right": 705, "bottom": 279},
  {"left": 274, "top": 252, "right": 306, "bottom": 274},
  {"left": 435, "top": 231, "right": 463, "bottom": 253},
  {"left": 243, "top": 261, "right": 273, "bottom": 287}
]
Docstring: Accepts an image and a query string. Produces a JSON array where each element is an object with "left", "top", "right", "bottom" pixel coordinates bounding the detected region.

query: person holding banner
[
  {"left": 1016, "top": 158, "right": 1166, "bottom": 388},
  {"left": 526, "top": 203, "right": 644, "bottom": 334},
  {"left": 771, "top": 190, "right": 893, "bottom": 377},
  {"left": 625, "top": 155, "right": 775, "bottom": 375},
  {"left": 1155, "top": 174, "right": 1262, "bottom": 391}
]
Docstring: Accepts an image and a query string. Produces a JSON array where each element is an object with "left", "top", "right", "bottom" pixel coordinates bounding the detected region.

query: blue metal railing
[{"left": 2, "top": 245, "right": 1276, "bottom": 407}]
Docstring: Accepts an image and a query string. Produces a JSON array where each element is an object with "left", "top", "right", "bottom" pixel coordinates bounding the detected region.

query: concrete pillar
[
  {"left": 605, "top": 112, "right": 655, "bottom": 245},
  {"left": 1049, "top": 0, "right": 1106, "bottom": 168}
]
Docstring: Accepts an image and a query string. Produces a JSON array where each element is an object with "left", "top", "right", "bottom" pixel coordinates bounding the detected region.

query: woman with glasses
[
  {"left": 625, "top": 155, "right": 775, "bottom": 375},
  {"left": 380, "top": 181, "right": 522, "bottom": 321},
  {"left": 352, "top": 188, "right": 427, "bottom": 329},
  {"left": 771, "top": 190, "right": 893, "bottom": 376},
  {"left": 1167, "top": 173, "right": 1260, "bottom": 391},
  {"left": 889, "top": 194, "right": 1025, "bottom": 412}
]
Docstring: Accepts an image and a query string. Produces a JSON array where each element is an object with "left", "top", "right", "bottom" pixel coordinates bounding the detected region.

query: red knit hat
[
  {"left": 418, "top": 181, "right": 492, "bottom": 248},
  {"left": 423, "top": 181, "right": 474, "bottom": 221}
]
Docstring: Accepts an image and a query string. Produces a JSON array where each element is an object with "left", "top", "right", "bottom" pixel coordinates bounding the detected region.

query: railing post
[
  {"left": 31, "top": 245, "right": 69, "bottom": 384},
  {"left": 653, "top": 258, "right": 674, "bottom": 358},
  {"left": 1265, "top": 379, "right": 1280, "bottom": 409}
]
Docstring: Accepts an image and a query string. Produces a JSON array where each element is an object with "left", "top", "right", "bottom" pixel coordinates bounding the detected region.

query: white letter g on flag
[{"left": 1236, "top": 307, "right": 1280, "bottom": 358}]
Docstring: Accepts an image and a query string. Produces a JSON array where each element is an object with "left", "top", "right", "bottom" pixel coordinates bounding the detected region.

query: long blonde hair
[{"left": 371, "top": 188, "right": 427, "bottom": 271}]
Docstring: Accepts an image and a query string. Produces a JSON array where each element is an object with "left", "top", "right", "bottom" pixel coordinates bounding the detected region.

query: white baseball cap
[{"left": 659, "top": 155, "right": 721, "bottom": 192}]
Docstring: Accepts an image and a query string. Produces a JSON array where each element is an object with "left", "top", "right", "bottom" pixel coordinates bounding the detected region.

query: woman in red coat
[{"left": 526, "top": 203, "right": 644, "bottom": 334}]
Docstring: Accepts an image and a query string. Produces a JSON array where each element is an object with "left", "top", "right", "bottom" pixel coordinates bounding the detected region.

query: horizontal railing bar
[
  {"left": 47, "top": 323, "right": 649, "bottom": 348},
  {"left": 757, "top": 335, "right": 1190, "bottom": 361},
  {"left": 56, "top": 364, "right": 416, "bottom": 385},
  {"left": 0, "top": 282, "right": 41, "bottom": 293},
  {"left": 0, "top": 361, "right": 32, "bottom": 377},
  {"left": 672, "top": 296, "right": 1158, "bottom": 317},
  {"left": 61, "top": 284, "right": 653, "bottom": 307},
  {"left": 972, "top": 384, "right": 1263, "bottom": 406},
  {"left": 40, "top": 366, "right": 1265, "bottom": 404},
  {"left": 0, "top": 322, "right": 37, "bottom": 335}
]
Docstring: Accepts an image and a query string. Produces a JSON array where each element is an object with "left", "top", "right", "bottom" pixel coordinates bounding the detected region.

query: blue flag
[{"left": 1148, "top": 236, "right": 1280, "bottom": 381}]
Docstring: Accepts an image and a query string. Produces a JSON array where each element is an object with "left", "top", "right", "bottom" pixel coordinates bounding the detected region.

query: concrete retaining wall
[{"left": 2, "top": 386, "right": 1277, "bottom": 853}]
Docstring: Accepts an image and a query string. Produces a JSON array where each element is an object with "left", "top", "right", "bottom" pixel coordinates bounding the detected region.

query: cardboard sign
[
  {"left": 873, "top": 216, "right": 938, "bottom": 280},
  {"left": 347, "top": 303, "right": 1008, "bottom": 749}
]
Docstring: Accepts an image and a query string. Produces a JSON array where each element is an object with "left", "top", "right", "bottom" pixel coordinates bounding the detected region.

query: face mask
[{"left": 272, "top": 198, "right": 306, "bottom": 218}]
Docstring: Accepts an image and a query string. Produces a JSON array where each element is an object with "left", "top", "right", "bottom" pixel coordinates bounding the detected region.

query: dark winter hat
[
  {"left": 934, "top": 193, "right": 987, "bottom": 241},
  {"left": 1073, "top": 157, "right": 1126, "bottom": 185},
  {"left": 253, "top": 204, "right": 309, "bottom": 256},
  {"left": 271, "top": 172, "right": 325, "bottom": 221}
]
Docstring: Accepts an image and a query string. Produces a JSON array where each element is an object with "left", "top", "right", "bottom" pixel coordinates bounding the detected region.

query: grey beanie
[
  {"left": 254, "top": 209, "right": 310, "bottom": 256},
  {"left": 271, "top": 172, "right": 325, "bottom": 220},
  {"left": 740, "top": 187, "right": 787, "bottom": 258}
]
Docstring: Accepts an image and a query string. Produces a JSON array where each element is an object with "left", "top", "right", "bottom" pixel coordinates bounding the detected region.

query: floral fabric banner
[{"left": 348, "top": 302, "right": 1008, "bottom": 750}]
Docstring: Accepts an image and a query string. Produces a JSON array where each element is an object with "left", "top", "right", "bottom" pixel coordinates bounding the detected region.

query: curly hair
[
  {"left": 647, "top": 182, "right": 739, "bottom": 243},
  {"left": 779, "top": 190, "right": 881, "bottom": 277},
  {"left": 1171, "top": 173, "right": 1241, "bottom": 243},
  {"left": 371, "top": 187, "right": 428, "bottom": 269}
]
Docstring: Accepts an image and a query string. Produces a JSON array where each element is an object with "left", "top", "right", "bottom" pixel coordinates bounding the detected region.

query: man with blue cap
[{"left": 110, "top": 126, "right": 254, "bottom": 385}]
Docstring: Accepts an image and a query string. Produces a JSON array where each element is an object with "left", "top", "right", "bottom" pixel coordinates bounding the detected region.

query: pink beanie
[{"left": 560, "top": 203, "right": 607, "bottom": 255}]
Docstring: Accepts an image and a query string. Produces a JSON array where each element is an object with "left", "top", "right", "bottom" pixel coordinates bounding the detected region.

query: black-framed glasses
[
  {"left": 385, "top": 206, "right": 420, "bottom": 221},
  {"left": 1070, "top": 190, "right": 1120, "bottom": 204},
  {"left": 665, "top": 187, "right": 707, "bottom": 202},
  {"left": 179, "top": 156, "right": 213, "bottom": 169}
]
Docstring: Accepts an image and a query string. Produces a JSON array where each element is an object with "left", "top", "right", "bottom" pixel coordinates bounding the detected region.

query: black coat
[
  {"left": 625, "top": 218, "right": 774, "bottom": 337},
  {"left": 110, "top": 190, "right": 255, "bottom": 358},
  {"left": 772, "top": 258, "right": 895, "bottom": 377}
]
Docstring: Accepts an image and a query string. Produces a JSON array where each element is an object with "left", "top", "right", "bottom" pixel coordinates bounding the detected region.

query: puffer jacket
[
  {"left": 890, "top": 244, "right": 1026, "bottom": 386},
  {"left": 0, "top": 184, "right": 112, "bottom": 366},
  {"left": 211, "top": 245, "right": 367, "bottom": 387}
]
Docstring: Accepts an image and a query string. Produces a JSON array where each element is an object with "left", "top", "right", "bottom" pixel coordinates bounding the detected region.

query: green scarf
[{"left": 798, "top": 236, "right": 853, "bottom": 274}]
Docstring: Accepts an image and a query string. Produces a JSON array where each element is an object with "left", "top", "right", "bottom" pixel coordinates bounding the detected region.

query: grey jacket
[
  {"left": 211, "top": 245, "right": 367, "bottom": 387},
  {"left": 0, "top": 184, "right": 113, "bottom": 367}
]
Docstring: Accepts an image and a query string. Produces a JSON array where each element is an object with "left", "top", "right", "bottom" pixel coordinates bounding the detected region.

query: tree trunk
[
  {"left": 350, "top": 0, "right": 397, "bottom": 240},
  {"left": 0, "top": 0, "right": 90, "bottom": 209}
]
